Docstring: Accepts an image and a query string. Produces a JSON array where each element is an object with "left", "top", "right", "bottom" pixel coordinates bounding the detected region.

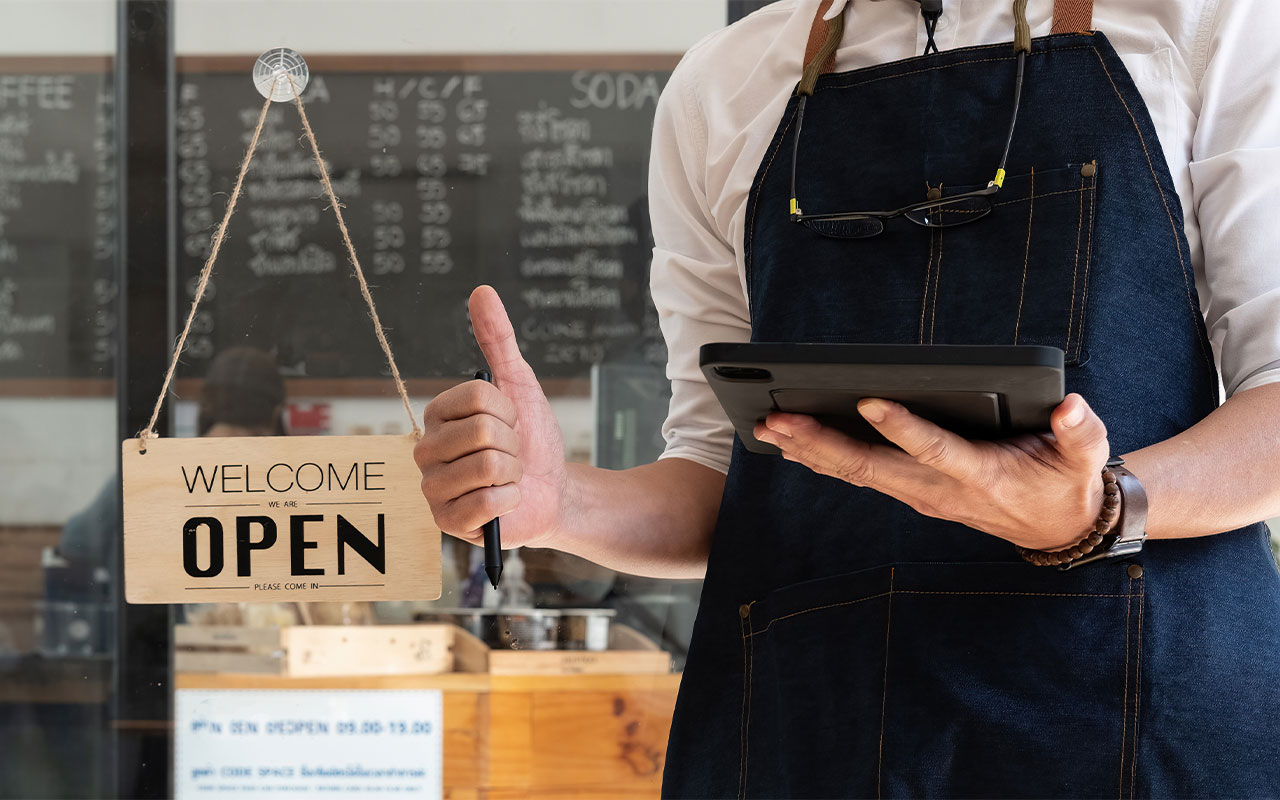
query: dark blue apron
[{"left": 662, "top": 2, "right": 1280, "bottom": 797}]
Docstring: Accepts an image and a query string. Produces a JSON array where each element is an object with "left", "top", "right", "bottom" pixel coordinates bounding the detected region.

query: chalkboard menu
[
  {"left": 0, "top": 64, "right": 117, "bottom": 381},
  {"left": 175, "top": 57, "right": 673, "bottom": 383}
]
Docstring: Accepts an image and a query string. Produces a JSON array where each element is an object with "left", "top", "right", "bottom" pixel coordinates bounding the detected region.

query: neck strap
[
  {"left": 1051, "top": 0, "right": 1094, "bottom": 34},
  {"left": 798, "top": 0, "right": 842, "bottom": 96},
  {"left": 797, "top": 0, "right": 1094, "bottom": 96}
]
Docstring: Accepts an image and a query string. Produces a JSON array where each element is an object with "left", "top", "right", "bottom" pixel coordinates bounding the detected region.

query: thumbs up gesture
[{"left": 414, "top": 286, "right": 568, "bottom": 548}]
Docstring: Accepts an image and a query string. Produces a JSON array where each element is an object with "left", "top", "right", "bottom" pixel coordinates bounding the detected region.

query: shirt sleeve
[
  {"left": 648, "top": 57, "right": 751, "bottom": 475},
  {"left": 1189, "top": 0, "right": 1280, "bottom": 397}
]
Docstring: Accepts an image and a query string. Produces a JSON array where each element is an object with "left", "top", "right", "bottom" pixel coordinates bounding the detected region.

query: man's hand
[
  {"left": 414, "top": 285, "right": 568, "bottom": 548},
  {"left": 753, "top": 393, "right": 1111, "bottom": 551}
]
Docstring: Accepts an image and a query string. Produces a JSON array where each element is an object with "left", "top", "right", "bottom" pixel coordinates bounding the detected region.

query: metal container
[
  {"left": 560, "top": 608, "right": 616, "bottom": 651},
  {"left": 496, "top": 608, "right": 561, "bottom": 650}
]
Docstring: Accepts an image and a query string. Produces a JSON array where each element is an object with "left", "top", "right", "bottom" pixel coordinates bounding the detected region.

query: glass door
[
  {"left": 0, "top": 1, "right": 121, "bottom": 796},
  {"left": 4, "top": 0, "right": 727, "bottom": 796}
]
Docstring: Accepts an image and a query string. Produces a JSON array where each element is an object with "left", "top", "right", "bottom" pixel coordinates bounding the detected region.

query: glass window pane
[
  {"left": 0, "top": 1, "right": 119, "bottom": 797},
  {"left": 162, "top": 3, "right": 723, "bottom": 798}
]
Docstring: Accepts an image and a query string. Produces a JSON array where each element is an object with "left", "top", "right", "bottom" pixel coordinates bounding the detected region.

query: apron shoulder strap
[
  {"left": 797, "top": 0, "right": 1094, "bottom": 96},
  {"left": 799, "top": 0, "right": 842, "bottom": 96},
  {"left": 1051, "top": 0, "right": 1094, "bottom": 34}
]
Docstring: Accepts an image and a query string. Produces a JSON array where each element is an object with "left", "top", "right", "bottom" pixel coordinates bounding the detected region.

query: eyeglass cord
[
  {"left": 791, "top": 0, "right": 1033, "bottom": 215},
  {"left": 918, "top": 0, "right": 943, "bottom": 55}
]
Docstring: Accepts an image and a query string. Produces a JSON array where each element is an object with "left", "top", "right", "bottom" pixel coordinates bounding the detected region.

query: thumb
[
  {"left": 1050, "top": 393, "right": 1110, "bottom": 470},
  {"left": 468, "top": 285, "right": 537, "bottom": 388}
]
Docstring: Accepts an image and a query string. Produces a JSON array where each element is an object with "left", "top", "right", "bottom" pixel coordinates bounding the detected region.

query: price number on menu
[{"left": 365, "top": 74, "right": 490, "bottom": 279}]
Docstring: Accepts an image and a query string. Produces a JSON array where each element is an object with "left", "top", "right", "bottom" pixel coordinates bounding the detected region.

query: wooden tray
[
  {"left": 451, "top": 622, "right": 671, "bottom": 676},
  {"left": 174, "top": 623, "right": 454, "bottom": 676},
  {"left": 174, "top": 621, "right": 671, "bottom": 677}
]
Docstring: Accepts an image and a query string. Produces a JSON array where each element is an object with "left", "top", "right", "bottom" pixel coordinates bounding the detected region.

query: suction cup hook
[{"left": 253, "top": 47, "right": 309, "bottom": 102}]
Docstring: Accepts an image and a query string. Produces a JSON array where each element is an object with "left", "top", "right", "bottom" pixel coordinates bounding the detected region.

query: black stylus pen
[{"left": 474, "top": 369, "right": 504, "bottom": 588}]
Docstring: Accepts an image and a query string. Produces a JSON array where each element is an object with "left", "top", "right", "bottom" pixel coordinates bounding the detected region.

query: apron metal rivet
[
  {"left": 1127, "top": 564, "right": 1144, "bottom": 579},
  {"left": 738, "top": 604, "right": 751, "bottom": 619}
]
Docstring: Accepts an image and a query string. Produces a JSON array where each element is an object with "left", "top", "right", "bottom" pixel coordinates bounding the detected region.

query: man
[{"left": 416, "top": 0, "right": 1280, "bottom": 795}]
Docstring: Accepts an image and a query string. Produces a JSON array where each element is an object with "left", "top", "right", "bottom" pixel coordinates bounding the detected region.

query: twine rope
[
  {"left": 139, "top": 76, "right": 279, "bottom": 451},
  {"left": 138, "top": 71, "right": 421, "bottom": 450},
  {"left": 287, "top": 72, "right": 420, "bottom": 438}
]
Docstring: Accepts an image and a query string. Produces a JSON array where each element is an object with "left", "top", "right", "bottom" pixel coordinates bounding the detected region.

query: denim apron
[{"left": 661, "top": 2, "right": 1280, "bottom": 797}]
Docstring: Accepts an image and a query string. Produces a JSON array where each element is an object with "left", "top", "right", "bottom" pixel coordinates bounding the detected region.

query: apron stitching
[
  {"left": 1013, "top": 167, "right": 1037, "bottom": 344},
  {"left": 746, "top": 590, "right": 892, "bottom": 637},
  {"left": 1066, "top": 170, "right": 1086, "bottom": 356},
  {"left": 992, "top": 186, "right": 1091, "bottom": 207},
  {"left": 926, "top": 217, "right": 940, "bottom": 343},
  {"left": 745, "top": 104, "right": 799, "bottom": 319},
  {"left": 814, "top": 34, "right": 1096, "bottom": 93},
  {"left": 738, "top": 602, "right": 753, "bottom": 800},
  {"left": 748, "top": 589, "right": 1133, "bottom": 638},
  {"left": 929, "top": 213, "right": 944, "bottom": 343},
  {"left": 1076, "top": 171, "right": 1098, "bottom": 363},
  {"left": 1130, "top": 576, "right": 1144, "bottom": 797},
  {"left": 896, "top": 589, "right": 1137, "bottom": 597},
  {"left": 1118, "top": 576, "right": 1133, "bottom": 798},
  {"left": 1089, "top": 47, "right": 1217, "bottom": 400},
  {"left": 919, "top": 213, "right": 938, "bottom": 344},
  {"left": 745, "top": 616, "right": 754, "bottom": 797},
  {"left": 877, "top": 566, "right": 896, "bottom": 798},
  {"left": 816, "top": 47, "right": 1095, "bottom": 94}
]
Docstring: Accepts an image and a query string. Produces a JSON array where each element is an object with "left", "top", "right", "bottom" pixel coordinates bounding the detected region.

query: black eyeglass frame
[{"left": 789, "top": 49, "right": 1027, "bottom": 236}]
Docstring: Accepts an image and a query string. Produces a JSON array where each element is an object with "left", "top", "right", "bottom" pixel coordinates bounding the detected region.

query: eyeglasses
[{"left": 789, "top": 50, "right": 1026, "bottom": 239}]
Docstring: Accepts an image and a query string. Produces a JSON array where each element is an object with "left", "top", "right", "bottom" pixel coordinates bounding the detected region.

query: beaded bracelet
[{"left": 1016, "top": 467, "right": 1121, "bottom": 568}]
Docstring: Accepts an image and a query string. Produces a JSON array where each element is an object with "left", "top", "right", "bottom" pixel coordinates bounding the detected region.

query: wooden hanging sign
[
  {"left": 122, "top": 434, "right": 440, "bottom": 604},
  {"left": 122, "top": 51, "right": 442, "bottom": 604}
]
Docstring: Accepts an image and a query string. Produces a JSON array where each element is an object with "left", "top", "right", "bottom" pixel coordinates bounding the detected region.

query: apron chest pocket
[
  {"left": 738, "top": 559, "right": 1144, "bottom": 799},
  {"left": 923, "top": 163, "right": 1099, "bottom": 365}
]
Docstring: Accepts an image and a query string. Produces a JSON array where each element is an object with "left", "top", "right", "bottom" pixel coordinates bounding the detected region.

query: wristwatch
[{"left": 1061, "top": 457, "right": 1148, "bottom": 570}]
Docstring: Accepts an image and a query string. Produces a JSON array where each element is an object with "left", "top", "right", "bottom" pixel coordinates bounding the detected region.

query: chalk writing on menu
[
  {"left": 174, "top": 64, "right": 671, "bottom": 382},
  {"left": 0, "top": 70, "right": 118, "bottom": 380}
]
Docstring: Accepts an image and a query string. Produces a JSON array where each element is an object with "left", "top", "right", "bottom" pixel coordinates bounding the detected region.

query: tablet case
[{"left": 700, "top": 343, "right": 1065, "bottom": 454}]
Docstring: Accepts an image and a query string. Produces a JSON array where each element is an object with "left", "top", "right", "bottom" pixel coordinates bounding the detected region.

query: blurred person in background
[{"left": 59, "top": 347, "right": 287, "bottom": 567}]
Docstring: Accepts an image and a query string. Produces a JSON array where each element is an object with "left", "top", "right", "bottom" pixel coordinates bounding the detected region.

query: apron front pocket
[
  {"left": 739, "top": 560, "right": 1144, "bottom": 799},
  {"left": 738, "top": 565, "right": 893, "bottom": 799},
  {"left": 922, "top": 163, "right": 1099, "bottom": 365}
]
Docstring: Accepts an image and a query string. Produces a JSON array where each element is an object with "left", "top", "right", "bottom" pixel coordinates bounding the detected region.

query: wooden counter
[{"left": 176, "top": 671, "right": 683, "bottom": 800}]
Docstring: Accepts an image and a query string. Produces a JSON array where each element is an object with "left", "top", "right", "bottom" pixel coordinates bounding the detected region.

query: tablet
[{"left": 700, "top": 343, "right": 1065, "bottom": 455}]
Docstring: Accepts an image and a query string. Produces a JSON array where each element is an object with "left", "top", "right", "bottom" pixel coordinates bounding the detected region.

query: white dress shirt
[{"left": 649, "top": 0, "right": 1280, "bottom": 474}]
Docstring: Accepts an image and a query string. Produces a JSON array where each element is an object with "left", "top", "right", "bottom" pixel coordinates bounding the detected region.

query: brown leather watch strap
[
  {"left": 1062, "top": 462, "right": 1148, "bottom": 569},
  {"left": 1017, "top": 461, "right": 1148, "bottom": 569},
  {"left": 1108, "top": 464, "right": 1148, "bottom": 549},
  {"left": 1051, "top": 0, "right": 1095, "bottom": 34}
]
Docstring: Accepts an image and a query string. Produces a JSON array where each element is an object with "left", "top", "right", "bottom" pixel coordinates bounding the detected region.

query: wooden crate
[
  {"left": 452, "top": 622, "right": 671, "bottom": 676},
  {"left": 175, "top": 622, "right": 670, "bottom": 678},
  {"left": 286, "top": 624, "right": 453, "bottom": 676},
  {"left": 173, "top": 624, "right": 454, "bottom": 676},
  {"left": 173, "top": 625, "right": 284, "bottom": 674}
]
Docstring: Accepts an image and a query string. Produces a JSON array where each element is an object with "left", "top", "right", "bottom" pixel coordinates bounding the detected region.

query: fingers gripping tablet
[{"left": 700, "top": 343, "right": 1065, "bottom": 454}]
